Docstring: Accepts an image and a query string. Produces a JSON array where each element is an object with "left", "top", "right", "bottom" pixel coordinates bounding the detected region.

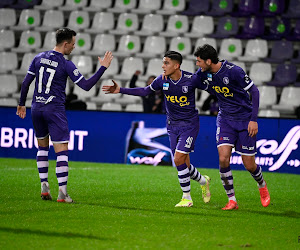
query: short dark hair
[
  {"left": 164, "top": 51, "right": 182, "bottom": 65},
  {"left": 56, "top": 27, "right": 77, "bottom": 45},
  {"left": 194, "top": 44, "right": 219, "bottom": 64}
]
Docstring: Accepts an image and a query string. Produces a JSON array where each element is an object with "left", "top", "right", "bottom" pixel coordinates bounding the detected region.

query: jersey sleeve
[
  {"left": 233, "top": 66, "right": 254, "bottom": 91},
  {"left": 65, "top": 60, "right": 84, "bottom": 84},
  {"left": 27, "top": 56, "right": 36, "bottom": 76},
  {"left": 149, "top": 76, "right": 163, "bottom": 91},
  {"left": 192, "top": 68, "right": 209, "bottom": 91}
]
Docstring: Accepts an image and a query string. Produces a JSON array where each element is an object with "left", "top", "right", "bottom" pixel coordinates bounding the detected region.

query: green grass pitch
[{"left": 0, "top": 158, "right": 299, "bottom": 249}]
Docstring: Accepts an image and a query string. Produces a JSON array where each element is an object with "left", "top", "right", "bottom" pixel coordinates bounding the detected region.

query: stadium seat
[
  {"left": 136, "top": 36, "right": 166, "bottom": 59},
  {"left": 287, "top": 19, "right": 300, "bottom": 41},
  {"left": 0, "top": 0, "right": 15, "bottom": 8},
  {"left": 291, "top": 47, "right": 300, "bottom": 64},
  {"left": 283, "top": 0, "right": 300, "bottom": 18},
  {"left": 114, "top": 57, "right": 144, "bottom": 80},
  {"left": 160, "top": 15, "right": 189, "bottom": 37},
  {"left": 83, "top": 0, "right": 113, "bottom": 12},
  {"left": 264, "top": 40, "right": 294, "bottom": 63},
  {"left": 236, "top": 16, "right": 265, "bottom": 39},
  {"left": 0, "top": 8, "right": 16, "bottom": 28},
  {"left": 67, "top": 11, "right": 90, "bottom": 31},
  {"left": 260, "top": 0, "right": 285, "bottom": 17},
  {"left": 11, "top": 9, "right": 41, "bottom": 31},
  {"left": 258, "top": 109, "right": 280, "bottom": 117},
  {"left": 114, "top": 35, "right": 141, "bottom": 57},
  {"left": 266, "top": 64, "right": 297, "bottom": 87},
  {"left": 86, "top": 101, "right": 97, "bottom": 110},
  {"left": 258, "top": 86, "right": 277, "bottom": 109},
  {"left": 262, "top": 17, "right": 291, "bottom": 40},
  {"left": 0, "top": 52, "right": 18, "bottom": 73},
  {"left": 181, "top": 0, "right": 210, "bottom": 16},
  {"left": 132, "top": 0, "right": 161, "bottom": 14},
  {"left": 12, "top": 79, "right": 35, "bottom": 99},
  {"left": 35, "top": 10, "right": 64, "bottom": 32},
  {"left": 125, "top": 103, "right": 143, "bottom": 112},
  {"left": 90, "top": 80, "right": 121, "bottom": 104},
  {"left": 181, "top": 59, "right": 195, "bottom": 73},
  {"left": 60, "top": 0, "right": 88, "bottom": 11},
  {"left": 72, "top": 33, "right": 91, "bottom": 55},
  {"left": 134, "top": 14, "right": 164, "bottom": 36},
  {"left": 157, "top": 0, "right": 186, "bottom": 15},
  {"left": 107, "top": 0, "right": 137, "bottom": 13},
  {"left": 13, "top": 52, "right": 36, "bottom": 75},
  {"left": 249, "top": 62, "right": 272, "bottom": 86},
  {"left": 195, "top": 90, "right": 210, "bottom": 108},
  {"left": 101, "top": 102, "right": 122, "bottom": 111},
  {"left": 238, "top": 39, "right": 268, "bottom": 62},
  {"left": 187, "top": 37, "right": 217, "bottom": 60},
  {"left": 110, "top": 13, "right": 139, "bottom": 35},
  {"left": 169, "top": 37, "right": 191, "bottom": 56},
  {"left": 12, "top": 30, "right": 41, "bottom": 53},
  {"left": 0, "top": 98, "right": 18, "bottom": 107},
  {"left": 71, "top": 55, "right": 93, "bottom": 75},
  {"left": 186, "top": 16, "right": 214, "bottom": 38},
  {"left": 11, "top": 0, "right": 40, "bottom": 9},
  {"left": 0, "top": 29, "right": 15, "bottom": 51},
  {"left": 140, "top": 58, "right": 163, "bottom": 81},
  {"left": 272, "top": 87, "right": 300, "bottom": 115},
  {"left": 209, "top": 16, "right": 239, "bottom": 38},
  {"left": 0, "top": 74, "right": 18, "bottom": 97},
  {"left": 219, "top": 38, "right": 242, "bottom": 60},
  {"left": 73, "top": 84, "right": 96, "bottom": 100},
  {"left": 207, "top": 0, "right": 234, "bottom": 16},
  {"left": 85, "top": 34, "right": 116, "bottom": 56},
  {"left": 85, "top": 12, "right": 114, "bottom": 34},
  {"left": 232, "top": 0, "right": 261, "bottom": 16},
  {"left": 35, "top": 0, "right": 64, "bottom": 10},
  {"left": 115, "top": 94, "right": 141, "bottom": 106},
  {"left": 37, "top": 31, "right": 56, "bottom": 52}
]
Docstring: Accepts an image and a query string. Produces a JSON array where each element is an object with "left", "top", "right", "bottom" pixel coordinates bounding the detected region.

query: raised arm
[
  {"left": 76, "top": 51, "right": 113, "bottom": 91},
  {"left": 102, "top": 80, "right": 153, "bottom": 96}
]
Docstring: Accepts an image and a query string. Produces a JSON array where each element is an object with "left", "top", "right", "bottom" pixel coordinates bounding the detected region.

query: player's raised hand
[
  {"left": 16, "top": 105, "right": 26, "bottom": 119},
  {"left": 102, "top": 80, "right": 120, "bottom": 94},
  {"left": 98, "top": 51, "right": 113, "bottom": 68}
]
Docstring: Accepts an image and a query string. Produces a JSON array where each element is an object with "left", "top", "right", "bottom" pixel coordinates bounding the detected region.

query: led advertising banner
[{"left": 0, "top": 107, "right": 299, "bottom": 174}]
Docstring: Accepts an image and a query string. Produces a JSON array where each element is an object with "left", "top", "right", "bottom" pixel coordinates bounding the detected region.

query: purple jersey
[
  {"left": 150, "top": 70, "right": 198, "bottom": 124},
  {"left": 193, "top": 60, "right": 254, "bottom": 121},
  {"left": 27, "top": 50, "right": 83, "bottom": 111}
]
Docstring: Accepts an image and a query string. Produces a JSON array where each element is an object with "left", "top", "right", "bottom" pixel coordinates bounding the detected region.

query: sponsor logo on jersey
[
  {"left": 207, "top": 73, "right": 212, "bottom": 81},
  {"left": 244, "top": 74, "right": 251, "bottom": 84},
  {"left": 184, "top": 74, "right": 192, "bottom": 78},
  {"left": 223, "top": 77, "right": 229, "bottom": 85},
  {"left": 164, "top": 95, "right": 190, "bottom": 106},
  {"left": 73, "top": 68, "right": 80, "bottom": 76},
  {"left": 163, "top": 82, "right": 169, "bottom": 90},
  {"left": 212, "top": 86, "right": 233, "bottom": 97},
  {"left": 226, "top": 64, "right": 234, "bottom": 69},
  {"left": 182, "top": 86, "right": 188, "bottom": 93}
]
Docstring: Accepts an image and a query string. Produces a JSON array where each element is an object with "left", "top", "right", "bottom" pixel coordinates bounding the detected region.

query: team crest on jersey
[
  {"left": 73, "top": 69, "right": 79, "bottom": 76},
  {"left": 223, "top": 77, "right": 229, "bottom": 85},
  {"left": 207, "top": 73, "right": 212, "bottom": 81},
  {"left": 182, "top": 86, "right": 188, "bottom": 93},
  {"left": 244, "top": 74, "right": 251, "bottom": 84},
  {"left": 163, "top": 82, "right": 169, "bottom": 90}
]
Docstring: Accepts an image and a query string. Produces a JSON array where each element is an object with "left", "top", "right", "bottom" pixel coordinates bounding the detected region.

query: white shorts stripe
[
  {"left": 217, "top": 143, "right": 234, "bottom": 148},
  {"left": 235, "top": 150, "right": 257, "bottom": 156},
  {"left": 175, "top": 149, "right": 189, "bottom": 154}
]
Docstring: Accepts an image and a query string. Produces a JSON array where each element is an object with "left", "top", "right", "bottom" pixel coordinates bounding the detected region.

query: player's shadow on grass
[
  {"left": 243, "top": 209, "right": 300, "bottom": 219},
  {"left": 0, "top": 227, "right": 111, "bottom": 241}
]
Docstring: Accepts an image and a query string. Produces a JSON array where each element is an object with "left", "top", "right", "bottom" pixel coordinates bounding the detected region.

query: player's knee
[
  {"left": 174, "top": 157, "right": 184, "bottom": 166},
  {"left": 219, "top": 155, "right": 230, "bottom": 166}
]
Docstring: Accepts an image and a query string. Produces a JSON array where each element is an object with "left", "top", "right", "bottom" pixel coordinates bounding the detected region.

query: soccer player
[
  {"left": 16, "top": 28, "right": 113, "bottom": 203},
  {"left": 192, "top": 44, "right": 270, "bottom": 210},
  {"left": 102, "top": 51, "right": 211, "bottom": 207}
]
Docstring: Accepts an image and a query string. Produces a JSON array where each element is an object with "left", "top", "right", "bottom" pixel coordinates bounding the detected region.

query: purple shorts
[
  {"left": 216, "top": 116, "right": 256, "bottom": 155},
  {"left": 167, "top": 122, "right": 199, "bottom": 155},
  {"left": 31, "top": 109, "right": 69, "bottom": 143}
]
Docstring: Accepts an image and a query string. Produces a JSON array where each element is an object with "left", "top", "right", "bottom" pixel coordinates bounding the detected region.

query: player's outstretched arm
[{"left": 102, "top": 80, "right": 120, "bottom": 94}]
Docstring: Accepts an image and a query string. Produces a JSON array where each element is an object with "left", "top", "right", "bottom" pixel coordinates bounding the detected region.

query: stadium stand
[
  {"left": 209, "top": 16, "right": 239, "bottom": 38},
  {"left": 110, "top": 13, "right": 139, "bottom": 35},
  {"left": 131, "top": 0, "right": 162, "bottom": 14},
  {"left": 238, "top": 39, "right": 268, "bottom": 62},
  {"left": 159, "top": 15, "right": 189, "bottom": 37},
  {"left": 60, "top": 0, "right": 88, "bottom": 11},
  {"left": 207, "top": 0, "right": 234, "bottom": 17},
  {"left": 85, "top": 12, "right": 115, "bottom": 34},
  {"left": 181, "top": 0, "right": 209, "bottom": 16},
  {"left": 35, "top": 10, "right": 64, "bottom": 32},
  {"left": 85, "top": 34, "right": 116, "bottom": 56},
  {"left": 0, "top": 74, "right": 18, "bottom": 97},
  {"left": 264, "top": 40, "right": 294, "bottom": 63},
  {"left": 233, "top": 0, "right": 261, "bottom": 17},
  {"left": 156, "top": 0, "right": 186, "bottom": 15},
  {"left": 219, "top": 38, "right": 243, "bottom": 60},
  {"left": 11, "top": 9, "right": 41, "bottom": 31},
  {"left": 266, "top": 64, "right": 298, "bottom": 87},
  {"left": 236, "top": 16, "right": 265, "bottom": 39},
  {"left": 134, "top": 14, "right": 164, "bottom": 36},
  {"left": 0, "top": 29, "right": 15, "bottom": 51},
  {"left": 136, "top": 36, "right": 166, "bottom": 58},
  {"left": 249, "top": 62, "right": 272, "bottom": 86},
  {"left": 83, "top": 0, "right": 113, "bottom": 12},
  {"left": 186, "top": 15, "right": 214, "bottom": 38},
  {"left": 0, "top": 8, "right": 16, "bottom": 28},
  {"left": 107, "top": 0, "right": 137, "bottom": 13},
  {"left": 34, "top": 0, "right": 64, "bottom": 10},
  {"left": 125, "top": 103, "right": 144, "bottom": 112},
  {"left": 0, "top": 52, "right": 18, "bottom": 73}
]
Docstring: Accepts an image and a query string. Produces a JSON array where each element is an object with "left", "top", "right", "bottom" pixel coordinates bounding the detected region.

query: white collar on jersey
[
  {"left": 214, "top": 60, "right": 226, "bottom": 75},
  {"left": 169, "top": 70, "right": 183, "bottom": 85}
]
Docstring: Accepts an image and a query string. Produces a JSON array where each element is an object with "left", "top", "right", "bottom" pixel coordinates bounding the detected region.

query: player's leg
[
  {"left": 216, "top": 117, "right": 238, "bottom": 210},
  {"left": 186, "top": 154, "right": 211, "bottom": 203},
  {"left": 31, "top": 110, "right": 52, "bottom": 200},
  {"left": 237, "top": 129, "right": 270, "bottom": 207},
  {"left": 46, "top": 110, "right": 73, "bottom": 203}
]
